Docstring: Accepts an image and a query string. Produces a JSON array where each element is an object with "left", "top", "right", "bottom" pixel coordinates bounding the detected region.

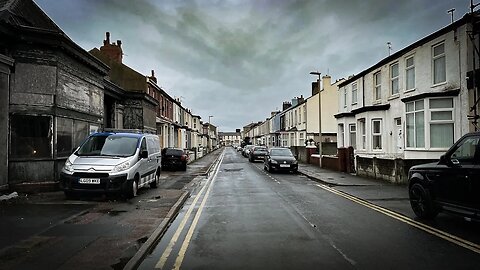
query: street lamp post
[{"left": 310, "top": 71, "right": 322, "bottom": 168}]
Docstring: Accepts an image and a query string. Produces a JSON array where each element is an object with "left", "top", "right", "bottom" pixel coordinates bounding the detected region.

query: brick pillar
[{"left": 337, "top": 147, "right": 347, "bottom": 172}]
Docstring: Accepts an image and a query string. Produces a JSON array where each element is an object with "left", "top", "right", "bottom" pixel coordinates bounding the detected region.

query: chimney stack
[
  {"left": 149, "top": 70, "right": 157, "bottom": 83},
  {"left": 99, "top": 32, "right": 123, "bottom": 63}
]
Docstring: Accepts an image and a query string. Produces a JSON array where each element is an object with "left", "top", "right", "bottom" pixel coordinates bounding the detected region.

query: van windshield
[{"left": 77, "top": 135, "right": 139, "bottom": 157}]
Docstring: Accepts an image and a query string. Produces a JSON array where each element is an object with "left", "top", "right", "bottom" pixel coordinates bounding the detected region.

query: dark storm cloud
[{"left": 35, "top": 0, "right": 468, "bottom": 131}]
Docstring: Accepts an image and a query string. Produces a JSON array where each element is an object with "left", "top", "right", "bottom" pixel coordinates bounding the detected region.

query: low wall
[
  {"left": 356, "top": 156, "right": 438, "bottom": 184},
  {"left": 290, "top": 146, "right": 307, "bottom": 163},
  {"left": 322, "top": 156, "right": 340, "bottom": 171}
]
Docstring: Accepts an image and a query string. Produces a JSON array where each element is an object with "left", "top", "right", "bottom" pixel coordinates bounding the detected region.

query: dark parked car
[
  {"left": 161, "top": 148, "right": 188, "bottom": 171},
  {"left": 249, "top": 146, "right": 268, "bottom": 162},
  {"left": 264, "top": 147, "right": 298, "bottom": 173},
  {"left": 408, "top": 132, "right": 480, "bottom": 220}
]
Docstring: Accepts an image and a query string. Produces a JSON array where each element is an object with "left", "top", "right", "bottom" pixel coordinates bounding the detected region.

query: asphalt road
[{"left": 139, "top": 147, "right": 480, "bottom": 270}]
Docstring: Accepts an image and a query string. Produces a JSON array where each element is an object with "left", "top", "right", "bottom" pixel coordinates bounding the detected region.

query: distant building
[{"left": 219, "top": 131, "right": 242, "bottom": 146}]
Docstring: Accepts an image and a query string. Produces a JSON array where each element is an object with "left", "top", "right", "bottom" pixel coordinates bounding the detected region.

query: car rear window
[{"left": 164, "top": 148, "right": 183, "bottom": 156}]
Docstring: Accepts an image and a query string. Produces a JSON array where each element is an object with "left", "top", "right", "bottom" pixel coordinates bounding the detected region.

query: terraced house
[{"left": 335, "top": 12, "right": 480, "bottom": 183}]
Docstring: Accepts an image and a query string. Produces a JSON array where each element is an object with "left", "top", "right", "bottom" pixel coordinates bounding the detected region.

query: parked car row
[{"left": 237, "top": 145, "right": 298, "bottom": 173}]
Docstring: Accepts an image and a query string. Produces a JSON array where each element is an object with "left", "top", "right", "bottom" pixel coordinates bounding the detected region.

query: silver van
[{"left": 60, "top": 132, "right": 162, "bottom": 198}]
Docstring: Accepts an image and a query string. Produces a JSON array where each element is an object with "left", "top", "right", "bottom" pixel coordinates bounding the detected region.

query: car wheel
[
  {"left": 292, "top": 169, "right": 298, "bottom": 174},
  {"left": 249, "top": 157, "right": 253, "bottom": 162},
  {"left": 409, "top": 183, "right": 438, "bottom": 219},
  {"left": 268, "top": 164, "right": 273, "bottom": 173},
  {"left": 264, "top": 164, "right": 267, "bottom": 171},
  {"left": 150, "top": 168, "right": 160, "bottom": 188},
  {"left": 182, "top": 163, "right": 187, "bottom": 171}
]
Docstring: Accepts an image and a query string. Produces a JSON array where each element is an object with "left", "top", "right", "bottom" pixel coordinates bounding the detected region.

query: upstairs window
[
  {"left": 374, "top": 72, "right": 381, "bottom": 101},
  {"left": 390, "top": 63, "right": 399, "bottom": 95},
  {"left": 352, "top": 83, "right": 358, "bottom": 104},
  {"left": 405, "top": 56, "right": 415, "bottom": 90},
  {"left": 433, "top": 43, "right": 446, "bottom": 84}
]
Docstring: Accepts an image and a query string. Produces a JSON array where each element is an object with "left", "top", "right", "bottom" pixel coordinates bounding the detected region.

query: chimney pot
[
  {"left": 151, "top": 70, "right": 155, "bottom": 77},
  {"left": 117, "top": 40, "right": 122, "bottom": 48},
  {"left": 106, "top": 32, "right": 110, "bottom": 43}
]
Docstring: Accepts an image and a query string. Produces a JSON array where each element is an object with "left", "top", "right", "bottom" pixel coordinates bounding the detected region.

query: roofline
[{"left": 338, "top": 13, "right": 470, "bottom": 88}]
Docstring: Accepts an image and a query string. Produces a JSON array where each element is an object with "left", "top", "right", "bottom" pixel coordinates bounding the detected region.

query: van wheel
[
  {"left": 150, "top": 169, "right": 160, "bottom": 188},
  {"left": 409, "top": 183, "right": 438, "bottom": 219},
  {"left": 125, "top": 177, "right": 138, "bottom": 199}
]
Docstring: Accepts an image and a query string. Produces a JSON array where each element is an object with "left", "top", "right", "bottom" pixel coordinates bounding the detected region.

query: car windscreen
[
  {"left": 270, "top": 149, "right": 293, "bottom": 156},
  {"left": 163, "top": 148, "right": 184, "bottom": 156},
  {"left": 254, "top": 147, "right": 268, "bottom": 152},
  {"left": 77, "top": 135, "right": 139, "bottom": 157}
]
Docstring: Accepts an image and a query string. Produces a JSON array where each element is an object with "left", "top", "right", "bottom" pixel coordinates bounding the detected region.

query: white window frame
[
  {"left": 374, "top": 72, "right": 381, "bottom": 101},
  {"left": 352, "top": 82, "right": 358, "bottom": 104},
  {"left": 358, "top": 118, "right": 366, "bottom": 150},
  {"left": 405, "top": 55, "right": 415, "bottom": 91},
  {"left": 429, "top": 97, "right": 454, "bottom": 150},
  {"left": 432, "top": 42, "right": 446, "bottom": 85},
  {"left": 372, "top": 119, "right": 382, "bottom": 150},
  {"left": 338, "top": 124, "right": 345, "bottom": 147},
  {"left": 405, "top": 100, "right": 425, "bottom": 149},
  {"left": 390, "top": 63, "right": 399, "bottom": 95},
  {"left": 349, "top": 124, "right": 356, "bottom": 149}
]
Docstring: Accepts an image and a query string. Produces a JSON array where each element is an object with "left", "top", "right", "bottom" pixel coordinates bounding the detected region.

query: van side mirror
[{"left": 141, "top": 150, "right": 148, "bottom": 159}]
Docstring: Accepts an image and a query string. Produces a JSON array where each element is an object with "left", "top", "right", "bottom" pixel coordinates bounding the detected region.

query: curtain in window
[
  {"left": 430, "top": 123, "right": 453, "bottom": 148},
  {"left": 434, "top": 56, "right": 446, "bottom": 84}
]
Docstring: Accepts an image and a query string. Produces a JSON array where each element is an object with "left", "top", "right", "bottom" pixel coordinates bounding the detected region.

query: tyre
[
  {"left": 249, "top": 157, "right": 253, "bottom": 162},
  {"left": 125, "top": 177, "right": 138, "bottom": 199},
  {"left": 409, "top": 183, "right": 438, "bottom": 219},
  {"left": 268, "top": 164, "right": 273, "bottom": 173},
  {"left": 292, "top": 169, "right": 298, "bottom": 174},
  {"left": 182, "top": 163, "right": 187, "bottom": 171},
  {"left": 150, "top": 169, "right": 160, "bottom": 188}
]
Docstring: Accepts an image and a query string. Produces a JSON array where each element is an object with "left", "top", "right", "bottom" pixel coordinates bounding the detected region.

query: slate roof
[{"left": 0, "top": 0, "right": 62, "bottom": 33}]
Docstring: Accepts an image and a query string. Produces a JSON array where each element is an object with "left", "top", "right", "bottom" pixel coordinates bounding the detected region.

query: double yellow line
[
  {"left": 155, "top": 152, "right": 224, "bottom": 270},
  {"left": 316, "top": 183, "right": 480, "bottom": 254}
]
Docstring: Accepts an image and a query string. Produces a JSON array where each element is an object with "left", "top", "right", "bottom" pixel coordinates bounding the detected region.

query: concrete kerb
[
  {"left": 123, "top": 149, "right": 224, "bottom": 270},
  {"left": 298, "top": 170, "right": 373, "bottom": 187},
  {"left": 123, "top": 190, "right": 189, "bottom": 270}
]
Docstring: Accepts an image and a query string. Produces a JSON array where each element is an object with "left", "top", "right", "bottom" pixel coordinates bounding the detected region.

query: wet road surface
[{"left": 139, "top": 147, "right": 480, "bottom": 270}]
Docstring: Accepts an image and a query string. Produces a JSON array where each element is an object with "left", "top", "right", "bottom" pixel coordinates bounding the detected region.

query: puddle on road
[{"left": 224, "top": 168, "right": 244, "bottom": 172}]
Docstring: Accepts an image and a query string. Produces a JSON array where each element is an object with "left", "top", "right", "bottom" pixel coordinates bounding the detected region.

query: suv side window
[{"left": 451, "top": 136, "right": 480, "bottom": 165}]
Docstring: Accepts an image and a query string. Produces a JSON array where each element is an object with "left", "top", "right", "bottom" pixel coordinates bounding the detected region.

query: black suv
[
  {"left": 161, "top": 148, "right": 188, "bottom": 171},
  {"left": 408, "top": 132, "right": 480, "bottom": 220}
]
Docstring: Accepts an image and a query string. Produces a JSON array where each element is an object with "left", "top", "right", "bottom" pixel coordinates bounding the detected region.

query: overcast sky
[{"left": 35, "top": 0, "right": 468, "bottom": 132}]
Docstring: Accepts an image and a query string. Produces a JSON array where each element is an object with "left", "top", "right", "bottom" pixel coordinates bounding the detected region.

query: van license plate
[{"left": 79, "top": 178, "right": 100, "bottom": 184}]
